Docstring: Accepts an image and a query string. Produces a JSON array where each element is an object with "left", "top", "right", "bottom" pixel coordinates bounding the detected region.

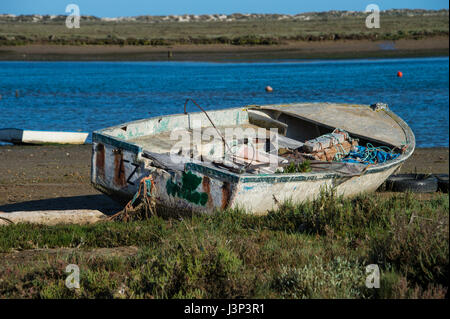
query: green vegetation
[
  {"left": 0, "top": 11, "right": 448, "bottom": 46},
  {"left": 281, "top": 160, "right": 312, "bottom": 173},
  {"left": 0, "top": 191, "right": 448, "bottom": 299}
]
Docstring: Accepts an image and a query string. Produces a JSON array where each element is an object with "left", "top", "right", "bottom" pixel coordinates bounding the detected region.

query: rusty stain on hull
[
  {"left": 202, "top": 176, "right": 214, "bottom": 209},
  {"left": 114, "top": 151, "right": 126, "bottom": 187},
  {"left": 221, "top": 181, "right": 232, "bottom": 210},
  {"left": 96, "top": 143, "right": 105, "bottom": 179}
]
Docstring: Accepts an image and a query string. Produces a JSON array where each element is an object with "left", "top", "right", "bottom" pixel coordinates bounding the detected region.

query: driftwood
[{"left": 0, "top": 210, "right": 107, "bottom": 226}]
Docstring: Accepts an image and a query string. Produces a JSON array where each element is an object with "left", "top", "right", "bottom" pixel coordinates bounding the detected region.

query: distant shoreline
[{"left": 0, "top": 38, "right": 448, "bottom": 62}]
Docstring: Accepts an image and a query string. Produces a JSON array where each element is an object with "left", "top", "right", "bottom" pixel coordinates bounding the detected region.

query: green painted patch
[{"left": 166, "top": 171, "right": 208, "bottom": 206}]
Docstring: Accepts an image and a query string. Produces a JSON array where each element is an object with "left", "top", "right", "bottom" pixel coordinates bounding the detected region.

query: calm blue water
[{"left": 0, "top": 57, "right": 448, "bottom": 147}]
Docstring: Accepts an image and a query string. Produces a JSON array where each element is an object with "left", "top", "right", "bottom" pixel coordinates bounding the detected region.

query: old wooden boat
[
  {"left": 0, "top": 128, "right": 88, "bottom": 145},
  {"left": 91, "top": 101, "right": 415, "bottom": 215}
]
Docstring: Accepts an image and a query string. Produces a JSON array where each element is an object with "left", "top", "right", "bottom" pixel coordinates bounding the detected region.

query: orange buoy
[
  {"left": 265, "top": 86, "right": 273, "bottom": 93},
  {"left": 397, "top": 71, "right": 403, "bottom": 78}
]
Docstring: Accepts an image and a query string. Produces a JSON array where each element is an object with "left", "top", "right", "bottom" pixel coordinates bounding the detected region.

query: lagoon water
[{"left": 0, "top": 57, "right": 448, "bottom": 147}]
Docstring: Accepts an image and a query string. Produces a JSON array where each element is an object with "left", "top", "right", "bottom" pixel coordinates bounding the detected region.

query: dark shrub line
[{"left": 1, "top": 30, "right": 448, "bottom": 46}]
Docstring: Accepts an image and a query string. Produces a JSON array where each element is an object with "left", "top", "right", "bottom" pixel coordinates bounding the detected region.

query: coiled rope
[
  {"left": 317, "top": 128, "right": 399, "bottom": 165},
  {"left": 339, "top": 143, "right": 400, "bottom": 165}
]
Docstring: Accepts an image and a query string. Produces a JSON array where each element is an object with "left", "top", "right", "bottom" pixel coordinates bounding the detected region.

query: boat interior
[{"left": 106, "top": 103, "right": 407, "bottom": 176}]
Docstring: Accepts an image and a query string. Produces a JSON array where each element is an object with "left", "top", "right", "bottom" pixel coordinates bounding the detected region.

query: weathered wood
[
  {"left": 0, "top": 210, "right": 107, "bottom": 226},
  {"left": 276, "top": 134, "right": 304, "bottom": 150},
  {"left": 248, "top": 109, "right": 288, "bottom": 135},
  {"left": 258, "top": 103, "right": 406, "bottom": 148},
  {"left": 303, "top": 131, "right": 348, "bottom": 153}
]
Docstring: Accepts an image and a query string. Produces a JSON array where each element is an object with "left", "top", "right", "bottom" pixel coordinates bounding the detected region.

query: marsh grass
[
  {"left": 0, "top": 191, "right": 448, "bottom": 299},
  {"left": 0, "top": 14, "right": 448, "bottom": 46}
]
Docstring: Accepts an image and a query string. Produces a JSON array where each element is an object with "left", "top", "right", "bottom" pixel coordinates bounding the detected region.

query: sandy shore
[
  {"left": 0, "top": 145, "right": 447, "bottom": 214},
  {"left": 0, "top": 145, "right": 122, "bottom": 215},
  {"left": 0, "top": 38, "right": 448, "bottom": 61}
]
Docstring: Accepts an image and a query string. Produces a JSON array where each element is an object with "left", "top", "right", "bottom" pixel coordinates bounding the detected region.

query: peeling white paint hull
[
  {"left": 0, "top": 128, "right": 88, "bottom": 145},
  {"left": 91, "top": 103, "right": 415, "bottom": 215},
  {"left": 91, "top": 147, "right": 403, "bottom": 215},
  {"left": 231, "top": 165, "right": 400, "bottom": 214}
]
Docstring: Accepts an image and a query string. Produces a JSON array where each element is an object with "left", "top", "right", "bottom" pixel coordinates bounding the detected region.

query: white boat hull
[
  {"left": 0, "top": 129, "right": 88, "bottom": 145},
  {"left": 91, "top": 141, "right": 404, "bottom": 215},
  {"left": 90, "top": 102, "right": 415, "bottom": 215}
]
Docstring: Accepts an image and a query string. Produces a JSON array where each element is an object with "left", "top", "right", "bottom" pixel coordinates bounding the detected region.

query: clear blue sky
[{"left": 1, "top": 0, "right": 448, "bottom": 17}]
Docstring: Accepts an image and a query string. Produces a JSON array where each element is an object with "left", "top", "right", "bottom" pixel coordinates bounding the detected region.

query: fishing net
[{"left": 339, "top": 144, "right": 400, "bottom": 165}]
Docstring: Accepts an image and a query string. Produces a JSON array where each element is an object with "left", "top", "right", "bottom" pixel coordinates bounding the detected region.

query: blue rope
[{"left": 339, "top": 144, "right": 399, "bottom": 165}]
